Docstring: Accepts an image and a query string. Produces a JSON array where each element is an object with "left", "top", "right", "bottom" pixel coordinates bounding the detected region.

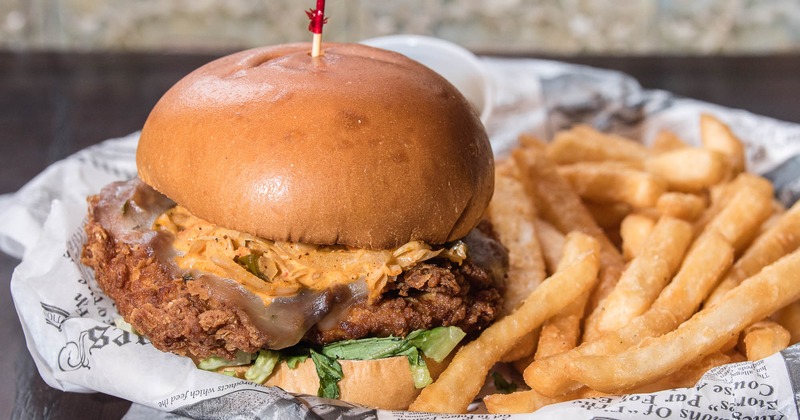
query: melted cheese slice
[{"left": 154, "top": 206, "right": 467, "bottom": 304}]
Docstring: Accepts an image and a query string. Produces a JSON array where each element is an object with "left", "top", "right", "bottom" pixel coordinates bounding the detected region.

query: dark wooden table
[{"left": 1, "top": 51, "right": 799, "bottom": 419}]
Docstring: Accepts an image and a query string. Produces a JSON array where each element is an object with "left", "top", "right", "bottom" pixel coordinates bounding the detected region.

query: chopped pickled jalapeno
[{"left": 236, "top": 253, "right": 267, "bottom": 280}]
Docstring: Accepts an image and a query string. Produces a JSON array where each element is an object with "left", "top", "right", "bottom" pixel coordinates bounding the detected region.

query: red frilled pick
[
  {"left": 306, "top": 0, "right": 327, "bottom": 34},
  {"left": 306, "top": 0, "right": 328, "bottom": 57}
]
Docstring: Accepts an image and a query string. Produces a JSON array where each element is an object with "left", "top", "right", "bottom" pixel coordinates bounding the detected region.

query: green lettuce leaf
[
  {"left": 320, "top": 336, "right": 408, "bottom": 360},
  {"left": 285, "top": 354, "right": 309, "bottom": 369},
  {"left": 281, "top": 345, "right": 311, "bottom": 369},
  {"left": 310, "top": 349, "right": 343, "bottom": 399},
  {"left": 197, "top": 350, "right": 253, "bottom": 371},
  {"left": 405, "top": 326, "right": 466, "bottom": 362},
  {"left": 245, "top": 350, "right": 281, "bottom": 383},
  {"left": 398, "top": 347, "right": 432, "bottom": 388}
]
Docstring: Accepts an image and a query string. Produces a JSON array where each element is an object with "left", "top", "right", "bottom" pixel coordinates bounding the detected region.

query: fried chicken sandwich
[{"left": 81, "top": 42, "right": 507, "bottom": 410}]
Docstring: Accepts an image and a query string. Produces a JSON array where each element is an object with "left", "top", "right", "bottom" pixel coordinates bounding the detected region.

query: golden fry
[
  {"left": 701, "top": 113, "right": 746, "bottom": 174},
  {"left": 531, "top": 161, "right": 766, "bottom": 395},
  {"left": 488, "top": 165, "right": 547, "bottom": 314},
  {"left": 630, "top": 351, "right": 732, "bottom": 393},
  {"left": 496, "top": 351, "right": 730, "bottom": 415},
  {"left": 694, "top": 173, "right": 772, "bottom": 235},
  {"left": 591, "top": 217, "right": 693, "bottom": 335},
  {"left": 620, "top": 213, "right": 655, "bottom": 261},
  {"left": 485, "top": 115, "right": 787, "bottom": 414},
  {"left": 655, "top": 192, "right": 707, "bottom": 222},
  {"left": 535, "top": 294, "right": 588, "bottom": 361},
  {"left": 701, "top": 177, "right": 773, "bottom": 253},
  {"left": 773, "top": 301, "right": 800, "bottom": 345},
  {"left": 706, "top": 200, "right": 800, "bottom": 306},
  {"left": 558, "top": 163, "right": 666, "bottom": 209},
  {"left": 646, "top": 232, "right": 735, "bottom": 327},
  {"left": 567, "top": 249, "right": 800, "bottom": 394},
  {"left": 490, "top": 160, "right": 547, "bottom": 363},
  {"left": 534, "top": 236, "right": 601, "bottom": 361},
  {"left": 546, "top": 125, "right": 648, "bottom": 165},
  {"left": 513, "top": 147, "right": 625, "bottom": 327},
  {"left": 518, "top": 133, "right": 548, "bottom": 151},
  {"left": 739, "top": 321, "right": 790, "bottom": 361},
  {"left": 534, "top": 218, "right": 565, "bottom": 275},
  {"left": 500, "top": 330, "right": 540, "bottom": 364},
  {"left": 584, "top": 201, "right": 631, "bottom": 230},
  {"left": 759, "top": 200, "right": 787, "bottom": 233},
  {"left": 409, "top": 233, "right": 600, "bottom": 414},
  {"left": 645, "top": 148, "right": 726, "bottom": 192},
  {"left": 485, "top": 387, "right": 605, "bottom": 415},
  {"left": 651, "top": 129, "right": 688, "bottom": 154},
  {"left": 526, "top": 231, "right": 734, "bottom": 397}
]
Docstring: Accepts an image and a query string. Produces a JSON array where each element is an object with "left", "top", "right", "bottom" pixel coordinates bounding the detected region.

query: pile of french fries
[{"left": 409, "top": 114, "right": 800, "bottom": 414}]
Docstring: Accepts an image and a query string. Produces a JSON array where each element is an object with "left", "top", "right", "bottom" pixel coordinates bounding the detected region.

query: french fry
[
  {"left": 706, "top": 200, "right": 800, "bottom": 306},
  {"left": 534, "top": 218, "right": 565, "bottom": 275},
  {"left": 513, "top": 147, "right": 625, "bottom": 329},
  {"left": 501, "top": 330, "right": 540, "bottom": 364},
  {"left": 546, "top": 125, "right": 648, "bottom": 166},
  {"left": 739, "top": 321, "right": 790, "bottom": 361},
  {"left": 584, "top": 201, "right": 631, "bottom": 230},
  {"left": 534, "top": 237, "right": 599, "bottom": 361},
  {"left": 488, "top": 165, "right": 547, "bottom": 315},
  {"left": 486, "top": 115, "right": 789, "bottom": 414},
  {"left": 773, "top": 302, "right": 800, "bottom": 345},
  {"left": 701, "top": 179, "right": 773, "bottom": 253},
  {"left": 535, "top": 294, "right": 588, "bottom": 361},
  {"left": 655, "top": 192, "right": 707, "bottom": 222},
  {"left": 620, "top": 213, "right": 655, "bottom": 260},
  {"left": 701, "top": 113, "right": 746, "bottom": 175},
  {"left": 572, "top": 125, "right": 649, "bottom": 164},
  {"left": 566, "top": 249, "right": 800, "bottom": 394},
  {"left": 490, "top": 161, "right": 548, "bottom": 363},
  {"left": 693, "top": 173, "right": 772, "bottom": 236},
  {"left": 728, "top": 349, "right": 748, "bottom": 363},
  {"left": 645, "top": 148, "right": 726, "bottom": 192},
  {"left": 529, "top": 165, "right": 763, "bottom": 396},
  {"left": 759, "top": 200, "right": 787, "bottom": 233},
  {"left": 408, "top": 232, "right": 600, "bottom": 414},
  {"left": 691, "top": 178, "right": 772, "bottom": 352},
  {"left": 526, "top": 231, "right": 734, "bottom": 397},
  {"left": 558, "top": 162, "right": 666, "bottom": 209},
  {"left": 485, "top": 387, "right": 605, "bottom": 415},
  {"left": 690, "top": 177, "right": 771, "bottom": 350},
  {"left": 518, "top": 133, "right": 548, "bottom": 151},
  {"left": 651, "top": 129, "right": 688, "bottom": 154},
  {"left": 630, "top": 351, "right": 732, "bottom": 394},
  {"left": 495, "top": 353, "right": 731, "bottom": 414},
  {"left": 590, "top": 216, "right": 694, "bottom": 336}
]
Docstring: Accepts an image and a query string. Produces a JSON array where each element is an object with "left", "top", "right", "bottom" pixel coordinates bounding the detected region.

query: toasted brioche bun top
[{"left": 137, "top": 43, "right": 493, "bottom": 249}]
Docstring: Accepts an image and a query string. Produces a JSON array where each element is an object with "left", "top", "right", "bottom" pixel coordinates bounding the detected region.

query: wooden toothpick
[{"left": 306, "top": 0, "right": 327, "bottom": 57}]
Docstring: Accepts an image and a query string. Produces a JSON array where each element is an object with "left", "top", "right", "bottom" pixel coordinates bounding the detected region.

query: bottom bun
[{"left": 265, "top": 355, "right": 450, "bottom": 410}]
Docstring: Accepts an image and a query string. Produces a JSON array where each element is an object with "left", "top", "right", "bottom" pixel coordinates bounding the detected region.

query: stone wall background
[{"left": 2, "top": 0, "right": 800, "bottom": 54}]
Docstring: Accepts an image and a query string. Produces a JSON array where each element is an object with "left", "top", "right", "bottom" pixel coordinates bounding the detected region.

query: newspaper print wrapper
[{"left": 3, "top": 56, "right": 800, "bottom": 420}]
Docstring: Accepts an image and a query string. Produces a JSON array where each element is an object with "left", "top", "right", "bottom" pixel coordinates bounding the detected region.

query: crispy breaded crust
[{"left": 81, "top": 196, "right": 271, "bottom": 359}]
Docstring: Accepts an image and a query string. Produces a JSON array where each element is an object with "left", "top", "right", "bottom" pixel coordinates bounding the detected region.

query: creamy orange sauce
[{"left": 154, "top": 206, "right": 467, "bottom": 304}]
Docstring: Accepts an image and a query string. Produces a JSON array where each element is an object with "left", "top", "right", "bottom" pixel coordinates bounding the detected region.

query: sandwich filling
[
  {"left": 155, "top": 206, "right": 469, "bottom": 304},
  {"left": 82, "top": 178, "right": 507, "bottom": 360}
]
